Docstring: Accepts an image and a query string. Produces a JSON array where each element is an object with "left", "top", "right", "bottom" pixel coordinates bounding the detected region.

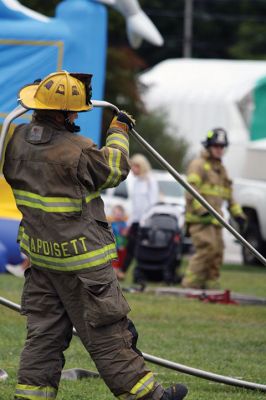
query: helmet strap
[{"left": 62, "top": 112, "right": 80, "bottom": 133}]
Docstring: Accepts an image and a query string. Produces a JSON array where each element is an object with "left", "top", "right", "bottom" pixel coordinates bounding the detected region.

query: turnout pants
[
  {"left": 182, "top": 224, "right": 224, "bottom": 289},
  {"left": 15, "top": 265, "right": 164, "bottom": 400}
]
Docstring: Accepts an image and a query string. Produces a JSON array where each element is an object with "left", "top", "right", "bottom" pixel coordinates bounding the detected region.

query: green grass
[{"left": 0, "top": 262, "right": 266, "bottom": 399}]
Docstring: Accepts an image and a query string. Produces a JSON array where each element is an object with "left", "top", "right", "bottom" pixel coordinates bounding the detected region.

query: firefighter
[
  {"left": 182, "top": 128, "right": 246, "bottom": 290},
  {"left": 3, "top": 71, "right": 188, "bottom": 400}
]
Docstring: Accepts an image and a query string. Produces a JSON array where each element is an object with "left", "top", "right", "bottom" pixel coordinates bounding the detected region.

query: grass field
[{"left": 0, "top": 262, "right": 266, "bottom": 399}]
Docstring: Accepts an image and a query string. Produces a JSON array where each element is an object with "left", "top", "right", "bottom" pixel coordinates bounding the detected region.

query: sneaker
[
  {"left": 6, "top": 264, "right": 25, "bottom": 278},
  {"left": 161, "top": 384, "right": 188, "bottom": 400},
  {"left": 0, "top": 369, "right": 8, "bottom": 381}
]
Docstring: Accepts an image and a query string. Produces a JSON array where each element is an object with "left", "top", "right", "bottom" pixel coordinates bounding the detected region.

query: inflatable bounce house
[{"left": 0, "top": 0, "right": 163, "bottom": 273}]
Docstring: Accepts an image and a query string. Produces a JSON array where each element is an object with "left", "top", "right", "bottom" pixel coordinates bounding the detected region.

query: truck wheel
[{"left": 242, "top": 222, "right": 263, "bottom": 265}]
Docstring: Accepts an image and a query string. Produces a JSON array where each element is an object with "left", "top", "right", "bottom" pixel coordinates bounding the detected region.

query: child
[{"left": 111, "top": 204, "right": 128, "bottom": 277}]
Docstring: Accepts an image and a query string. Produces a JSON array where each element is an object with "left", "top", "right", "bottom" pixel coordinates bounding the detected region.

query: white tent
[{"left": 139, "top": 59, "right": 266, "bottom": 178}]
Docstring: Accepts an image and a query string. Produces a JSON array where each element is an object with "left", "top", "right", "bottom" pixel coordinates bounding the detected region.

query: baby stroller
[{"left": 133, "top": 203, "right": 183, "bottom": 285}]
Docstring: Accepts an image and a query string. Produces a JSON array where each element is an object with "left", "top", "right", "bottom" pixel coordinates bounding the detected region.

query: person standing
[
  {"left": 3, "top": 71, "right": 187, "bottom": 400},
  {"left": 111, "top": 204, "right": 128, "bottom": 273},
  {"left": 182, "top": 128, "right": 246, "bottom": 290},
  {"left": 117, "top": 154, "right": 159, "bottom": 280}
]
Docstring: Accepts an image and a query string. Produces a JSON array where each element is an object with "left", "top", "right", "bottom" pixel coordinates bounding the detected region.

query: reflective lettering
[
  {"left": 61, "top": 242, "right": 70, "bottom": 257},
  {"left": 53, "top": 243, "right": 61, "bottom": 257},
  {"left": 37, "top": 239, "right": 42, "bottom": 252},
  {"left": 70, "top": 239, "right": 79, "bottom": 255},
  {"left": 43, "top": 241, "right": 50, "bottom": 256},
  {"left": 49, "top": 242, "right": 54, "bottom": 256},
  {"left": 79, "top": 237, "right": 87, "bottom": 251},
  {"left": 27, "top": 236, "right": 89, "bottom": 257},
  {"left": 30, "top": 238, "right": 36, "bottom": 252}
]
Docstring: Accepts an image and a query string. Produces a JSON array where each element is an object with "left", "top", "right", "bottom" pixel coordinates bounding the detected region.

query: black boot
[{"left": 161, "top": 384, "right": 188, "bottom": 400}]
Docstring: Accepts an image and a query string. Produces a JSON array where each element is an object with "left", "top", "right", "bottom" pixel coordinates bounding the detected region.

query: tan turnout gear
[
  {"left": 3, "top": 72, "right": 166, "bottom": 400},
  {"left": 182, "top": 149, "right": 245, "bottom": 289}
]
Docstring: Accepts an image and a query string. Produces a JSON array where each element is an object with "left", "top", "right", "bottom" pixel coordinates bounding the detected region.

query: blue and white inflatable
[
  {"left": 0, "top": 0, "right": 163, "bottom": 272},
  {"left": 0, "top": 0, "right": 163, "bottom": 142}
]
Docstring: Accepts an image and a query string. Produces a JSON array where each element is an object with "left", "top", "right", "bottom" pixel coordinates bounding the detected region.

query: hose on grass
[{"left": 1, "top": 295, "right": 265, "bottom": 393}]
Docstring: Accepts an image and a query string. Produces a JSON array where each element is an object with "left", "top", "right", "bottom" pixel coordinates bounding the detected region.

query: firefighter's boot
[{"left": 161, "top": 384, "right": 188, "bottom": 400}]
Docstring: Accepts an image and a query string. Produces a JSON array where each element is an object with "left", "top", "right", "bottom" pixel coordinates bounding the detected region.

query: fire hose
[{"left": 0, "top": 295, "right": 265, "bottom": 392}]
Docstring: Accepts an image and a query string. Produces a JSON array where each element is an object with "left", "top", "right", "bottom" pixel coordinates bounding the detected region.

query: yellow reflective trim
[
  {"left": 185, "top": 212, "right": 220, "bottom": 225},
  {"left": 102, "top": 147, "right": 114, "bottom": 189},
  {"left": 106, "top": 132, "right": 128, "bottom": 144},
  {"left": 106, "top": 139, "right": 129, "bottom": 152},
  {"left": 17, "top": 224, "right": 24, "bottom": 241},
  {"left": 85, "top": 191, "right": 100, "bottom": 203},
  {"left": 113, "top": 148, "right": 122, "bottom": 186},
  {"left": 203, "top": 162, "right": 211, "bottom": 171},
  {"left": 187, "top": 173, "right": 202, "bottom": 186},
  {"left": 13, "top": 189, "right": 82, "bottom": 212},
  {"left": 222, "top": 187, "right": 231, "bottom": 199},
  {"left": 13, "top": 189, "right": 81, "bottom": 204},
  {"left": 14, "top": 188, "right": 101, "bottom": 209},
  {"left": 230, "top": 203, "right": 243, "bottom": 216},
  {"left": 106, "top": 133, "right": 129, "bottom": 153},
  {"left": 15, "top": 384, "right": 57, "bottom": 400},
  {"left": 192, "top": 198, "right": 203, "bottom": 211},
  {"left": 200, "top": 183, "right": 230, "bottom": 198},
  {"left": 15, "top": 199, "right": 81, "bottom": 212},
  {"left": 130, "top": 372, "right": 155, "bottom": 399},
  {"left": 207, "top": 130, "right": 214, "bottom": 138},
  {"left": 101, "top": 148, "right": 122, "bottom": 189},
  {"left": 26, "top": 251, "right": 117, "bottom": 271}
]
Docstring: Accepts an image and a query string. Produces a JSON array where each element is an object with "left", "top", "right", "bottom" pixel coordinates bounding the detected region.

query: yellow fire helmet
[{"left": 18, "top": 71, "right": 93, "bottom": 112}]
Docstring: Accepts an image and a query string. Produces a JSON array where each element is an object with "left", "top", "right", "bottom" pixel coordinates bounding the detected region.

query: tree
[
  {"left": 229, "top": 1, "right": 266, "bottom": 60},
  {"left": 20, "top": 0, "right": 60, "bottom": 16},
  {"left": 129, "top": 111, "right": 189, "bottom": 173}
]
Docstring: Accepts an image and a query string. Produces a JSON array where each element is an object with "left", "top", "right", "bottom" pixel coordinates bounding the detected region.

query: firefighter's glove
[
  {"left": 116, "top": 111, "right": 136, "bottom": 130},
  {"left": 235, "top": 216, "right": 247, "bottom": 233}
]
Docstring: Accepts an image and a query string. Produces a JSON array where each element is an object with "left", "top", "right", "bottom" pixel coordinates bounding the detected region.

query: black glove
[
  {"left": 116, "top": 110, "right": 135, "bottom": 130},
  {"left": 235, "top": 216, "right": 247, "bottom": 233}
]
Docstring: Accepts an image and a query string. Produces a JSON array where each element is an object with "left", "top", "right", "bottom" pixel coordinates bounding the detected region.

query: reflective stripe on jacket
[
  {"left": 185, "top": 149, "right": 244, "bottom": 226},
  {"left": 3, "top": 116, "right": 130, "bottom": 273}
]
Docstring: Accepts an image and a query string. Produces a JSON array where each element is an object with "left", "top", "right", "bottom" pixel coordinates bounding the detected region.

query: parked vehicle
[
  {"left": 102, "top": 170, "right": 185, "bottom": 223},
  {"left": 233, "top": 177, "right": 266, "bottom": 265}
]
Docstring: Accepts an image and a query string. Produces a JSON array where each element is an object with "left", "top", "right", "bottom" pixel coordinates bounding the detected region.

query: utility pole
[{"left": 183, "top": 0, "right": 194, "bottom": 58}]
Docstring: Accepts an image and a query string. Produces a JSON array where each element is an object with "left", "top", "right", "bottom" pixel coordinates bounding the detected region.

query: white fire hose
[{"left": 0, "top": 296, "right": 265, "bottom": 392}]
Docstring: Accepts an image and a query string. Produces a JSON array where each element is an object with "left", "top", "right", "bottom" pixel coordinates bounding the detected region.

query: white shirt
[{"left": 130, "top": 173, "right": 159, "bottom": 224}]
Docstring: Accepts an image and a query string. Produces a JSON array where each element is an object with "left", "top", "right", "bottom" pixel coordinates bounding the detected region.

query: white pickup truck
[{"left": 233, "top": 178, "right": 266, "bottom": 265}]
